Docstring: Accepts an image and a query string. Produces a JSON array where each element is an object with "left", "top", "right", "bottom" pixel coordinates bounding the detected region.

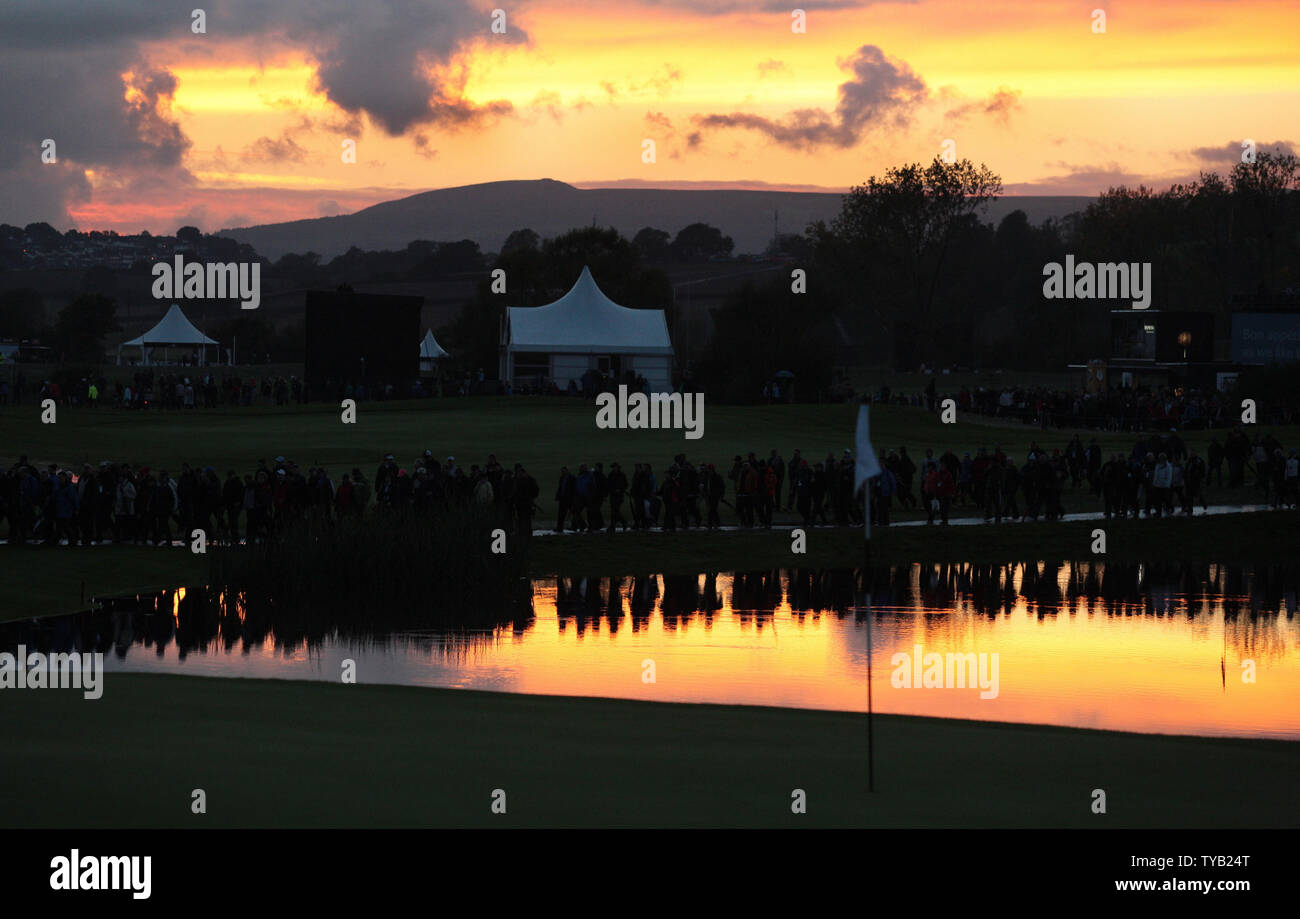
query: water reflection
[{"left": 3, "top": 562, "right": 1297, "bottom": 739}]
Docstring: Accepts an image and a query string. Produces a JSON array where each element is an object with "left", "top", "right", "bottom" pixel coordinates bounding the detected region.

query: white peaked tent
[
  {"left": 501, "top": 266, "right": 674, "bottom": 393},
  {"left": 419, "top": 329, "right": 449, "bottom": 371},
  {"left": 119, "top": 303, "right": 218, "bottom": 366}
]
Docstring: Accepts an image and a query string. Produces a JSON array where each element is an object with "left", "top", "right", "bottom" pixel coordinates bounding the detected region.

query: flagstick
[
  {"left": 864, "top": 465, "right": 875, "bottom": 794},
  {"left": 855, "top": 402, "right": 877, "bottom": 793}
]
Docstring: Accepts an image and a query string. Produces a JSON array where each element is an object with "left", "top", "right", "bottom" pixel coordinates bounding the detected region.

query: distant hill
[{"left": 218, "top": 179, "right": 1091, "bottom": 260}]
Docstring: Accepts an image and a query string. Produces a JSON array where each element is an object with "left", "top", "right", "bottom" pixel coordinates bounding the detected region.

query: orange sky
[{"left": 54, "top": 0, "right": 1300, "bottom": 232}]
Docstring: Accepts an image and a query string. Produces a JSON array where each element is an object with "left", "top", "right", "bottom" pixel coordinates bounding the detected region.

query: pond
[{"left": 4, "top": 562, "right": 1297, "bottom": 740}]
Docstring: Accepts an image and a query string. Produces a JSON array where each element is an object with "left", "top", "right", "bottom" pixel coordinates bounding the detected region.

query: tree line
[{"left": 3, "top": 150, "right": 1296, "bottom": 401}]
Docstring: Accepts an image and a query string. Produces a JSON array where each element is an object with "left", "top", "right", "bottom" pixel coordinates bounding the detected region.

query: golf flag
[{"left": 853, "top": 404, "right": 882, "bottom": 494}]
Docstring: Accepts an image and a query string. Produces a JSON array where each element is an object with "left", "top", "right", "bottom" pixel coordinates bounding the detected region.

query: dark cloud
[
  {"left": 423, "top": 97, "right": 513, "bottom": 130},
  {"left": 0, "top": 159, "right": 93, "bottom": 227},
  {"left": 296, "top": 112, "right": 364, "bottom": 139},
  {"left": 412, "top": 134, "right": 437, "bottom": 160},
  {"left": 241, "top": 133, "right": 310, "bottom": 164},
  {"left": 0, "top": 48, "right": 189, "bottom": 174},
  {"left": 101, "top": 166, "right": 198, "bottom": 201},
  {"left": 644, "top": 111, "right": 675, "bottom": 131},
  {"left": 310, "top": 10, "right": 519, "bottom": 137},
  {"left": 0, "top": 41, "right": 190, "bottom": 225},
  {"left": 0, "top": 0, "right": 522, "bottom": 226},
  {"left": 3, "top": 0, "right": 524, "bottom": 134},
  {"left": 1020, "top": 164, "right": 1145, "bottom": 189},
  {"left": 1187, "top": 140, "right": 1297, "bottom": 164},
  {"left": 174, "top": 204, "right": 213, "bottom": 230},
  {"left": 945, "top": 87, "right": 1022, "bottom": 125},
  {"left": 123, "top": 68, "right": 190, "bottom": 159},
  {"left": 1001, "top": 162, "right": 1204, "bottom": 195},
  {"left": 278, "top": 0, "right": 526, "bottom": 134},
  {"left": 689, "top": 45, "right": 926, "bottom": 150}
]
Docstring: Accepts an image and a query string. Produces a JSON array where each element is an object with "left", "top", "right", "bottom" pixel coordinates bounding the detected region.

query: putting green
[{"left": 0, "top": 673, "right": 1293, "bottom": 828}]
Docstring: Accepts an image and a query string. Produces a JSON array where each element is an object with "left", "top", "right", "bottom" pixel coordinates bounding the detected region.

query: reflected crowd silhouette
[{"left": 2, "top": 562, "right": 1294, "bottom": 668}]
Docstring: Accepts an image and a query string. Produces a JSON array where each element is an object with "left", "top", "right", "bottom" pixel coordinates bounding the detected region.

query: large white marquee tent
[
  {"left": 118, "top": 304, "right": 219, "bottom": 365},
  {"left": 500, "top": 266, "right": 673, "bottom": 393},
  {"left": 420, "top": 328, "right": 449, "bottom": 371}
]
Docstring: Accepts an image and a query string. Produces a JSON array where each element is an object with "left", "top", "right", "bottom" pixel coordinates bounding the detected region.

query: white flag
[{"left": 853, "top": 404, "right": 882, "bottom": 494}]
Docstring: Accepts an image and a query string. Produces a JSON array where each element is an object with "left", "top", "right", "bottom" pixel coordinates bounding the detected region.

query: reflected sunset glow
[{"left": 73, "top": 563, "right": 1300, "bottom": 740}]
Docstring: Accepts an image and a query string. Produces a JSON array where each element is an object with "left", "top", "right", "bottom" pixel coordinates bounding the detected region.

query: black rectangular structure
[
  {"left": 1109, "top": 310, "right": 1214, "bottom": 363},
  {"left": 305, "top": 289, "right": 423, "bottom": 394}
]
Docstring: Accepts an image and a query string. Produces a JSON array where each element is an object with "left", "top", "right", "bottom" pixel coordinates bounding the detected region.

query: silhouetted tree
[
  {"left": 410, "top": 239, "right": 483, "bottom": 277},
  {"left": 22, "top": 222, "right": 61, "bottom": 247},
  {"left": 501, "top": 228, "right": 541, "bottom": 254},
  {"left": 54, "top": 293, "right": 120, "bottom": 363},
  {"left": 696, "top": 277, "right": 834, "bottom": 402},
  {"left": 632, "top": 226, "right": 671, "bottom": 262},
  {"left": 82, "top": 265, "right": 118, "bottom": 296},
  {"left": 818, "top": 156, "right": 1002, "bottom": 368},
  {"left": 669, "top": 223, "right": 733, "bottom": 262},
  {"left": 0, "top": 288, "right": 46, "bottom": 339}
]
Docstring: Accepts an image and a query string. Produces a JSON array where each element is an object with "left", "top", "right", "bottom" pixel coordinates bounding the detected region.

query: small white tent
[
  {"left": 501, "top": 266, "right": 673, "bottom": 393},
  {"left": 119, "top": 304, "right": 218, "bottom": 366},
  {"left": 420, "top": 329, "right": 448, "bottom": 371}
]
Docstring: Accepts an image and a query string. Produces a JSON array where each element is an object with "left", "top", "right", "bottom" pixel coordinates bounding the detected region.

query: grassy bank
[
  {"left": 526, "top": 510, "right": 1300, "bottom": 575},
  {"left": 0, "top": 545, "right": 204, "bottom": 621},
  {"left": 0, "top": 673, "right": 1293, "bottom": 828},
  {"left": 4, "top": 399, "right": 1296, "bottom": 501},
  {"left": 3, "top": 510, "right": 1296, "bottom": 622}
]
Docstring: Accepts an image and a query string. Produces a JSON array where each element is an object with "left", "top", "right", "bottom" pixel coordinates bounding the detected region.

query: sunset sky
[{"left": 2, "top": 0, "right": 1296, "bottom": 234}]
